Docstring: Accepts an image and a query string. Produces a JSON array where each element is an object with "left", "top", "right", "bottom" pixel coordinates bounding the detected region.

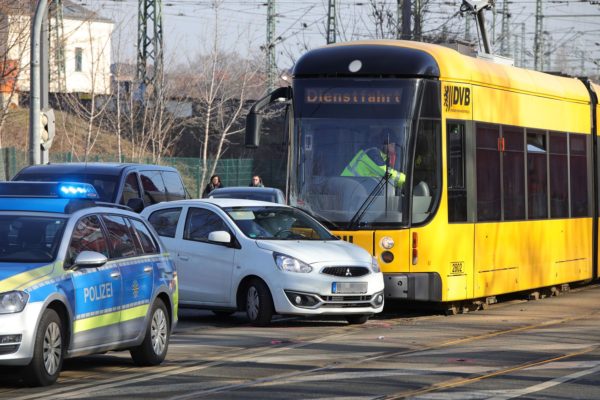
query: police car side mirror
[{"left": 74, "top": 251, "right": 108, "bottom": 269}]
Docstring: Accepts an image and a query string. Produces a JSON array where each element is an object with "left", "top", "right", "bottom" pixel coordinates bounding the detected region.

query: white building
[{"left": 0, "top": 0, "right": 113, "bottom": 103}]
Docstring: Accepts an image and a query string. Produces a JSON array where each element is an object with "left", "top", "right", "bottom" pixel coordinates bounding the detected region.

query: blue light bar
[
  {"left": 57, "top": 182, "right": 99, "bottom": 199},
  {"left": 0, "top": 182, "right": 99, "bottom": 199}
]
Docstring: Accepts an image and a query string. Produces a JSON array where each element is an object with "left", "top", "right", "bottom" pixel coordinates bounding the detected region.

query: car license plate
[{"left": 332, "top": 282, "right": 367, "bottom": 294}]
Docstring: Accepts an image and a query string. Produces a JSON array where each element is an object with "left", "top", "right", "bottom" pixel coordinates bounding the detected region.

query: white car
[{"left": 141, "top": 199, "right": 384, "bottom": 326}]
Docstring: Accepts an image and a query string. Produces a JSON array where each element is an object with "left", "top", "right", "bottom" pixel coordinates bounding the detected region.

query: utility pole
[
  {"left": 266, "top": 0, "right": 276, "bottom": 91},
  {"left": 465, "top": 13, "right": 471, "bottom": 42},
  {"left": 50, "top": 0, "right": 65, "bottom": 92},
  {"left": 413, "top": 0, "right": 422, "bottom": 41},
  {"left": 137, "top": 0, "right": 163, "bottom": 98},
  {"left": 500, "top": 0, "right": 509, "bottom": 56},
  {"left": 326, "top": 0, "right": 336, "bottom": 44},
  {"left": 30, "top": 0, "right": 48, "bottom": 165},
  {"left": 521, "top": 23, "right": 526, "bottom": 67},
  {"left": 396, "top": 0, "right": 401, "bottom": 39},
  {"left": 534, "top": 0, "right": 543, "bottom": 70},
  {"left": 402, "top": 0, "right": 411, "bottom": 39},
  {"left": 513, "top": 30, "right": 518, "bottom": 66}
]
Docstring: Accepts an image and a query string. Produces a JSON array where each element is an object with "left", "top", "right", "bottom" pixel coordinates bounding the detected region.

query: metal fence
[{"left": 0, "top": 148, "right": 256, "bottom": 198}]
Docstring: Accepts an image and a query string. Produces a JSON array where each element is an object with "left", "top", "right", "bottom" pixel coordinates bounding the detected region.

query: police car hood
[
  {"left": 0, "top": 262, "right": 53, "bottom": 290},
  {"left": 254, "top": 240, "right": 371, "bottom": 265}
]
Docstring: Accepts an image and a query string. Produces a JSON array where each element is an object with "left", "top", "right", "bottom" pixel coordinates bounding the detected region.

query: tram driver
[{"left": 341, "top": 128, "right": 406, "bottom": 187}]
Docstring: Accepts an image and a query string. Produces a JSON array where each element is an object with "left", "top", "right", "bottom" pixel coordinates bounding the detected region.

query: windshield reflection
[
  {"left": 290, "top": 117, "right": 410, "bottom": 229},
  {"left": 224, "top": 206, "right": 337, "bottom": 240},
  {"left": 0, "top": 215, "right": 66, "bottom": 263}
]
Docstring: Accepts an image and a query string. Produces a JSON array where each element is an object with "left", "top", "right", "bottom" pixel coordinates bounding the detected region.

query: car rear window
[{"left": 148, "top": 208, "right": 182, "bottom": 238}]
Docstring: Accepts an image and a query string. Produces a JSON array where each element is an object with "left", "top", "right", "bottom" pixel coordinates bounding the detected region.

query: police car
[{"left": 0, "top": 182, "right": 178, "bottom": 386}]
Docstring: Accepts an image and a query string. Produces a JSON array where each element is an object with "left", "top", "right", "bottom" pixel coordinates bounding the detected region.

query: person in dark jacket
[
  {"left": 202, "top": 175, "right": 223, "bottom": 197},
  {"left": 249, "top": 175, "right": 264, "bottom": 187}
]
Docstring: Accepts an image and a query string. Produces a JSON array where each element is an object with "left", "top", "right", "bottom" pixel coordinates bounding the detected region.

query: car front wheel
[
  {"left": 130, "top": 299, "right": 170, "bottom": 366},
  {"left": 245, "top": 279, "right": 274, "bottom": 326},
  {"left": 23, "top": 308, "right": 64, "bottom": 386}
]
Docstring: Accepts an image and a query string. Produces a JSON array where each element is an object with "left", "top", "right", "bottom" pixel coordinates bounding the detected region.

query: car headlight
[
  {"left": 0, "top": 291, "right": 29, "bottom": 314},
  {"left": 273, "top": 253, "right": 313, "bottom": 273},
  {"left": 371, "top": 256, "right": 380, "bottom": 273}
]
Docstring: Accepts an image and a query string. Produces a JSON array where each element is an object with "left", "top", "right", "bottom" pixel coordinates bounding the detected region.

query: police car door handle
[
  {"left": 179, "top": 256, "right": 189, "bottom": 261},
  {"left": 110, "top": 271, "right": 121, "bottom": 279},
  {"left": 143, "top": 266, "right": 153, "bottom": 273}
]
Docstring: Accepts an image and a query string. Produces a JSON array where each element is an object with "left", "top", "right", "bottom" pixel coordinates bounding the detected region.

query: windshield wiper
[
  {"left": 347, "top": 172, "right": 390, "bottom": 230},
  {"left": 295, "top": 206, "right": 340, "bottom": 230}
]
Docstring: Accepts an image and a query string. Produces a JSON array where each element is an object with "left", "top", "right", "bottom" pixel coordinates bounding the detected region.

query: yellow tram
[{"left": 247, "top": 40, "right": 599, "bottom": 308}]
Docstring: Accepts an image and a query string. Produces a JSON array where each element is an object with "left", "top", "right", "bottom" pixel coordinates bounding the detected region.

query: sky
[{"left": 73, "top": 0, "right": 600, "bottom": 76}]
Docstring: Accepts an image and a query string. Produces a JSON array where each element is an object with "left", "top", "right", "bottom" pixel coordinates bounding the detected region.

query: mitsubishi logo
[{"left": 345, "top": 268, "right": 352, "bottom": 277}]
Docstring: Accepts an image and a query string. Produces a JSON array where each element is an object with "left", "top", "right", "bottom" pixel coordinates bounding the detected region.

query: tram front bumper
[{"left": 383, "top": 273, "right": 442, "bottom": 301}]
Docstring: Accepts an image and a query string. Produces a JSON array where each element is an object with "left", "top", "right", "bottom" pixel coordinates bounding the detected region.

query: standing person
[
  {"left": 249, "top": 175, "right": 264, "bottom": 187},
  {"left": 202, "top": 175, "right": 223, "bottom": 198}
]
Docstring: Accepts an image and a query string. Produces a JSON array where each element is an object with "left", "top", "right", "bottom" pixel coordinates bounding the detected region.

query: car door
[
  {"left": 67, "top": 215, "right": 123, "bottom": 350},
  {"left": 177, "top": 206, "right": 236, "bottom": 305},
  {"left": 101, "top": 214, "right": 155, "bottom": 341}
]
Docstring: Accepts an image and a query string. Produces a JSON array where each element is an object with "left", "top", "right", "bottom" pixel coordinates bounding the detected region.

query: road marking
[{"left": 486, "top": 364, "right": 600, "bottom": 400}]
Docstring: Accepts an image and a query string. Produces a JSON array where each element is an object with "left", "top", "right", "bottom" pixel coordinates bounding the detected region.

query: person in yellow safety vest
[{"left": 341, "top": 141, "right": 406, "bottom": 186}]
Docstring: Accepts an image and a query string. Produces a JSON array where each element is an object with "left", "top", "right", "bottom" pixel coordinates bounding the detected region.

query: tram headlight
[{"left": 380, "top": 236, "right": 395, "bottom": 250}]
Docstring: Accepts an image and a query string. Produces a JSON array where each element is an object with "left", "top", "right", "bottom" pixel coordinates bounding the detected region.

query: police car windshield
[
  {"left": 0, "top": 215, "right": 67, "bottom": 263},
  {"left": 13, "top": 173, "right": 118, "bottom": 203},
  {"left": 225, "top": 206, "right": 337, "bottom": 240}
]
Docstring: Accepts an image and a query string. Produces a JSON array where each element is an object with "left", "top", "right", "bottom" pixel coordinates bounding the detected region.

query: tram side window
[
  {"left": 570, "top": 134, "right": 590, "bottom": 217},
  {"left": 412, "top": 120, "right": 441, "bottom": 224},
  {"left": 476, "top": 124, "right": 501, "bottom": 221},
  {"left": 447, "top": 122, "right": 466, "bottom": 222},
  {"left": 549, "top": 132, "right": 569, "bottom": 218},
  {"left": 502, "top": 126, "right": 525, "bottom": 221},
  {"left": 527, "top": 130, "right": 548, "bottom": 219}
]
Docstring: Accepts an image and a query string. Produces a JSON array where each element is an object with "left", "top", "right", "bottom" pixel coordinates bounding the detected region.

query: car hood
[
  {"left": 254, "top": 240, "right": 371, "bottom": 265},
  {"left": 0, "top": 262, "right": 54, "bottom": 292}
]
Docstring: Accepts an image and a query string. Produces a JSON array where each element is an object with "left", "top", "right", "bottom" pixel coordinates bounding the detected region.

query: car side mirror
[
  {"left": 126, "top": 197, "right": 145, "bottom": 213},
  {"left": 208, "top": 230, "right": 232, "bottom": 245},
  {"left": 74, "top": 251, "right": 108, "bottom": 268}
]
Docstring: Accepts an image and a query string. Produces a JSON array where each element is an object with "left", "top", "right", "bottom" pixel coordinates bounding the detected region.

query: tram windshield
[{"left": 290, "top": 79, "right": 420, "bottom": 229}]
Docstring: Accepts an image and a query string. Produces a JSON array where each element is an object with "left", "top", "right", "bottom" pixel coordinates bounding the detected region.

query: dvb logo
[{"left": 444, "top": 85, "right": 471, "bottom": 112}]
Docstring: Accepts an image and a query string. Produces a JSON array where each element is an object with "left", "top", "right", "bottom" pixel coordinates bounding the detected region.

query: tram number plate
[{"left": 332, "top": 282, "right": 367, "bottom": 294}]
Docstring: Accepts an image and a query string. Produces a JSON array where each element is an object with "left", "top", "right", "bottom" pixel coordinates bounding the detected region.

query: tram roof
[{"left": 294, "top": 40, "right": 590, "bottom": 104}]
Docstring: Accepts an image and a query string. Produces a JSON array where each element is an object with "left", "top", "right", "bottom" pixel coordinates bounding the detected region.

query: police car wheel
[
  {"left": 245, "top": 279, "right": 273, "bottom": 327},
  {"left": 23, "top": 309, "right": 64, "bottom": 386},
  {"left": 130, "top": 299, "right": 170, "bottom": 366},
  {"left": 346, "top": 315, "right": 369, "bottom": 325}
]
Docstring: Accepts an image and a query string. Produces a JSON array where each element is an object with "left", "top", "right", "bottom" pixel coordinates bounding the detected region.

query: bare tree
[
  {"left": 186, "top": 0, "right": 263, "bottom": 193},
  {"left": 0, "top": 1, "right": 32, "bottom": 150}
]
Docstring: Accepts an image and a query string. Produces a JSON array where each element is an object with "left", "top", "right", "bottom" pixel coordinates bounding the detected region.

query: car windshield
[
  {"left": 0, "top": 215, "right": 67, "bottom": 263},
  {"left": 224, "top": 206, "right": 337, "bottom": 240},
  {"left": 14, "top": 173, "right": 118, "bottom": 202}
]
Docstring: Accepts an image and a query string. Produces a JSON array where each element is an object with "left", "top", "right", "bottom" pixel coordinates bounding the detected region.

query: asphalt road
[{"left": 2, "top": 285, "right": 599, "bottom": 400}]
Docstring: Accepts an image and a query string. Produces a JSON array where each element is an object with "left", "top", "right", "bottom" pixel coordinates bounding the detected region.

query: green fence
[{"left": 0, "top": 148, "right": 255, "bottom": 198}]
